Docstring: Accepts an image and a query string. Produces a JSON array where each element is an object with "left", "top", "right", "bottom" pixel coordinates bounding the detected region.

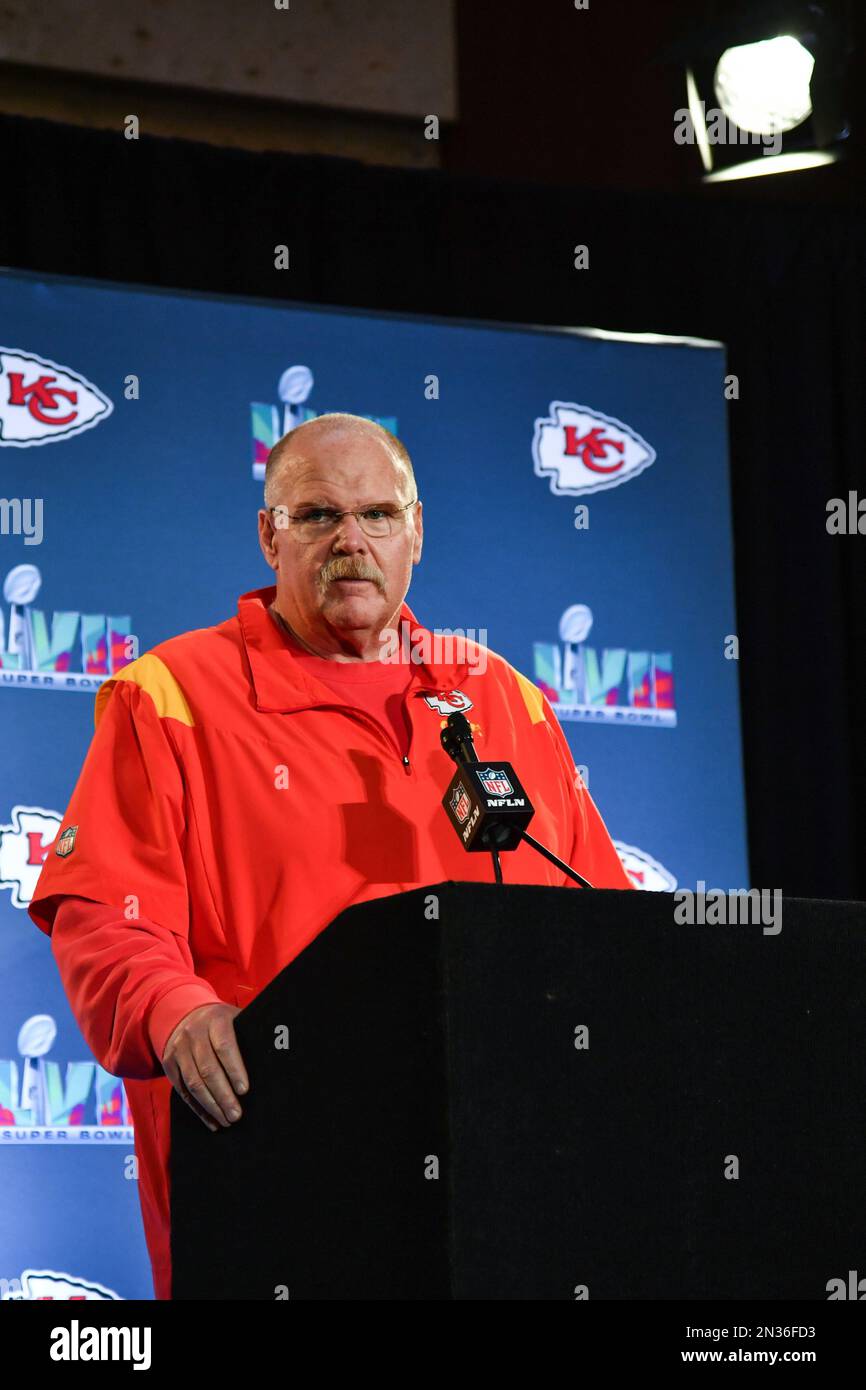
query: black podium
[{"left": 170, "top": 884, "right": 866, "bottom": 1300}]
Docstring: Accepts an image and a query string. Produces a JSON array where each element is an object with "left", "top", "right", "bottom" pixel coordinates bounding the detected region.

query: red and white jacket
[{"left": 29, "top": 583, "right": 632, "bottom": 1298}]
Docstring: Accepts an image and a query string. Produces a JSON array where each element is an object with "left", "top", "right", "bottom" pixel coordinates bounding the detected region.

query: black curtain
[{"left": 2, "top": 112, "right": 863, "bottom": 899}]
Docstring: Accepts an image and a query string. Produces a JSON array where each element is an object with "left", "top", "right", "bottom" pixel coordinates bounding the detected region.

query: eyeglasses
[{"left": 268, "top": 497, "right": 418, "bottom": 543}]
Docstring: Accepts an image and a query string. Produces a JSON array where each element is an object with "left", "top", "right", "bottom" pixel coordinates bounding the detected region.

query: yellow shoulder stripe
[
  {"left": 512, "top": 667, "right": 546, "bottom": 725},
  {"left": 94, "top": 653, "right": 195, "bottom": 731}
]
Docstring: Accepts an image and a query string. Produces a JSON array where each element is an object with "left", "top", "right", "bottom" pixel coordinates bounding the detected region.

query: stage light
[
  {"left": 669, "top": 2, "right": 852, "bottom": 183},
  {"left": 714, "top": 36, "right": 814, "bottom": 135},
  {"left": 703, "top": 149, "right": 838, "bottom": 182}
]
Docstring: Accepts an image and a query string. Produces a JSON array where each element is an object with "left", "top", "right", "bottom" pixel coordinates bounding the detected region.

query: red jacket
[{"left": 29, "top": 584, "right": 632, "bottom": 1298}]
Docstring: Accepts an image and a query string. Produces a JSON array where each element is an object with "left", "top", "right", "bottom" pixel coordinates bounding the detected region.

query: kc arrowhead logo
[
  {"left": 0, "top": 348, "right": 113, "bottom": 447},
  {"left": 532, "top": 401, "right": 655, "bottom": 497},
  {"left": 0, "top": 805, "right": 62, "bottom": 908}
]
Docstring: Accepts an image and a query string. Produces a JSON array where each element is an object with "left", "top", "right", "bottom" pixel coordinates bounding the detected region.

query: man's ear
[
  {"left": 412, "top": 501, "right": 423, "bottom": 564},
  {"left": 258, "top": 509, "right": 278, "bottom": 570}
]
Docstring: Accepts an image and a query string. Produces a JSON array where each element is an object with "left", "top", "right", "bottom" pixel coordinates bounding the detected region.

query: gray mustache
[{"left": 319, "top": 558, "right": 386, "bottom": 590}]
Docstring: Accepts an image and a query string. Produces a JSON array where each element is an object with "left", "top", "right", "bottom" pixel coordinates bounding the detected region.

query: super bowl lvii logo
[
  {"left": 534, "top": 604, "right": 675, "bottom": 727},
  {"left": 0, "top": 1014, "right": 132, "bottom": 1143},
  {"left": 250, "top": 364, "right": 398, "bottom": 481},
  {"left": 0, "top": 565, "right": 134, "bottom": 692},
  {"left": 532, "top": 401, "right": 655, "bottom": 497},
  {"left": 0, "top": 348, "right": 112, "bottom": 446}
]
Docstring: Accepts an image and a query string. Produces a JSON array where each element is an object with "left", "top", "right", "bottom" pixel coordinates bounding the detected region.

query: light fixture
[
  {"left": 670, "top": 2, "right": 852, "bottom": 183},
  {"left": 714, "top": 35, "right": 815, "bottom": 135}
]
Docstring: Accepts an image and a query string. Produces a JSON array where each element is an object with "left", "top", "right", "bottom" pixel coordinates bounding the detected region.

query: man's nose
[{"left": 331, "top": 512, "right": 368, "bottom": 551}]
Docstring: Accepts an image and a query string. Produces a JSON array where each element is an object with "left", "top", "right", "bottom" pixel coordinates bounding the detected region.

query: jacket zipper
[{"left": 305, "top": 700, "right": 415, "bottom": 775}]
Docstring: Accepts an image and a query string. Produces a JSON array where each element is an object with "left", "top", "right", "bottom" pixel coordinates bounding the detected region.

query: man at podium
[{"left": 28, "top": 412, "right": 632, "bottom": 1299}]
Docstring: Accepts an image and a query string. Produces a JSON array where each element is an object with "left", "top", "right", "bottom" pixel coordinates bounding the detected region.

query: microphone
[
  {"left": 440, "top": 713, "right": 534, "bottom": 852},
  {"left": 440, "top": 709, "right": 479, "bottom": 768},
  {"left": 439, "top": 712, "right": 594, "bottom": 887}
]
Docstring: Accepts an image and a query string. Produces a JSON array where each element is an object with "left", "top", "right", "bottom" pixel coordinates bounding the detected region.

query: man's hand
[{"left": 161, "top": 1002, "right": 250, "bottom": 1132}]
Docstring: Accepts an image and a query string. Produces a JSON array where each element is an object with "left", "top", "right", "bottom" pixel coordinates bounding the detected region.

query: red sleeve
[
  {"left": 27, "top": 672, "right": 220, "bottom": 1079},
  {"left": 51, "top": 896, "right": 220, "bottom": 1080},
  {"left": 541, "top": 691, "right": 635, "bottom": 891},
  {"left": 29, "top": 675, "right": 194, "bottom": 934}
]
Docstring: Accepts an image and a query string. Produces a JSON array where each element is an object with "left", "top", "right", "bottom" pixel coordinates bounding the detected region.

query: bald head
[
  {"left": 257, "top": 409, "right": 424, "bottom": 661},
  {"left": 264, "top": 412, "right": 416, "bottom": 509}
]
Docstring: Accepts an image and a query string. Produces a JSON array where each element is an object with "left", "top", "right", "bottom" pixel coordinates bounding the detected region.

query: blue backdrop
[{"left": 0, "top": 268, "right": 747, "bottom": 1299}]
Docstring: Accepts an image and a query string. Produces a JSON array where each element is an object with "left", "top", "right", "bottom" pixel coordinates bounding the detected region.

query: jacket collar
[{"left": 237, "top": 584, "right": 473, "bottom": 713}]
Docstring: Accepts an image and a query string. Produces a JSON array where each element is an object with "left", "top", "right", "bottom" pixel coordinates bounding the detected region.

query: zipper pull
[{"left": 402, "top": 754, "right": 411, "bottom": 775}]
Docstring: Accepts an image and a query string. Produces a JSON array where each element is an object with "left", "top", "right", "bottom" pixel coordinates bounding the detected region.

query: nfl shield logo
[
  {"left": 55, "top": 824, "right": 78, "bottom": 857},
  {"left": 450, "top": 784, "right": 471, "bottom": 824},
  {"left": 479, "top": 767, "right": 513, "bottom": 796}
]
